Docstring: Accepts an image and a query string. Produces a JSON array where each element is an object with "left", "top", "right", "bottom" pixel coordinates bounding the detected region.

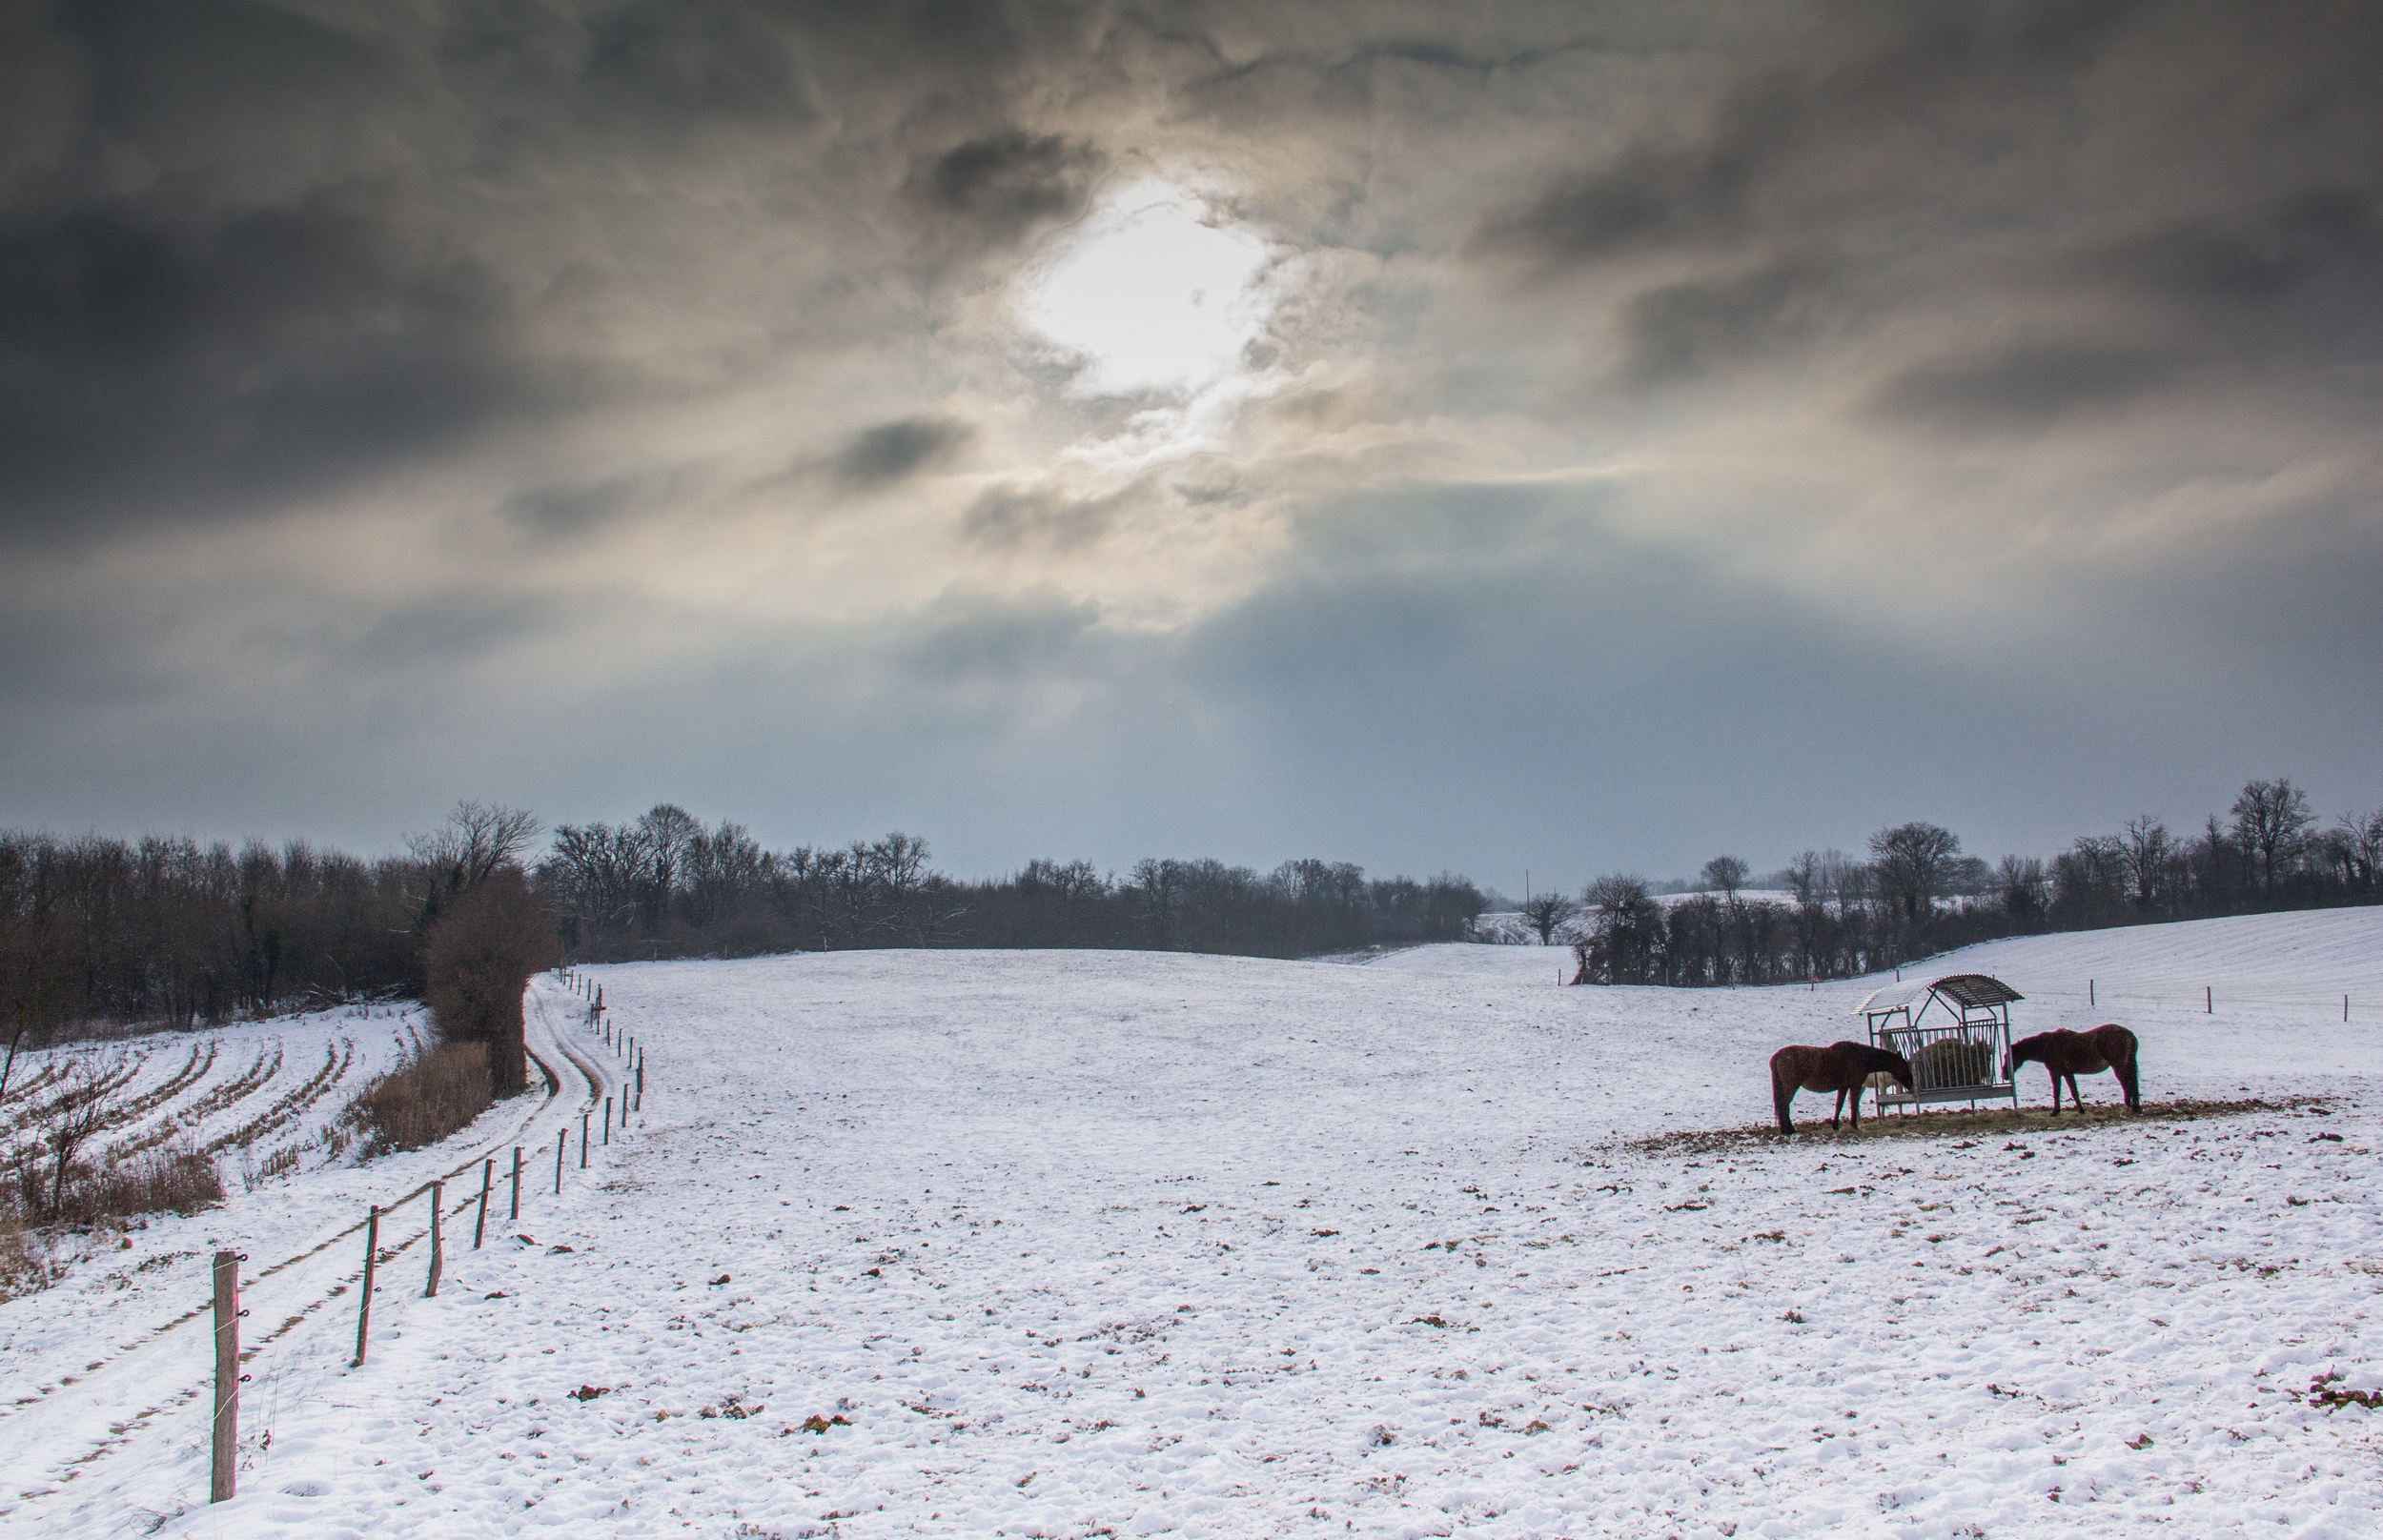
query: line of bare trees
[
  {"left": 536, "top": 805, "right": 1489, "bottom": 962},
  {"left": 0, "top": 834, "right": 425, "bottom": 1049},
  {"left": 1, "top": 806, "right": 553, "bottom": 1064},
  {"left": 1571, "top": 778, "right": 2383, "bottom": 986}
]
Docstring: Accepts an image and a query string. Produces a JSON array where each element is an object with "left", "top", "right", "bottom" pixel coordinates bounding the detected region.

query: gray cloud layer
[{"left": 3, "top": 0, "right": 2378, "bottom": 881}]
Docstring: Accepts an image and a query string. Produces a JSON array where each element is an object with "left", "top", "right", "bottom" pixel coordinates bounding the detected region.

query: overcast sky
[{"left": 4, "top": 0, "right": 2379, "bottom": 889}]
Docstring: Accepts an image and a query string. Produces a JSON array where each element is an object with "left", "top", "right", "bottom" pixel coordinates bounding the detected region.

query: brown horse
[
  {"left": 1771, "top": 1042, "right": 1915, "bottom": 1133},
  {"left": 2007, "top": 1024, "right": 2140, "bottom": 1114}
]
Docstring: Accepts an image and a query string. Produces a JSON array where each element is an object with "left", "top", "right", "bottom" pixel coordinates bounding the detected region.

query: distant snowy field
[{"left": 10, "top": 910, "right": 2383, "bottom": 1538}]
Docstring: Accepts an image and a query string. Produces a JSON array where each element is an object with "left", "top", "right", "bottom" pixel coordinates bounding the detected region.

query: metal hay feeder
[{"left": 1854, "top": 972, "right": 2024, "bottom": 1115}]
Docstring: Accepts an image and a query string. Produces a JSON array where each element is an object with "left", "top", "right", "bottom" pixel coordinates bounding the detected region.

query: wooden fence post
[
  {"left": 212, "top": 1249, "right": 240, "bottom": 1502},
  {"left": 426, "top": 1181, "right": 445, "bottom": 1297},
  {"left": 354, "top": 1206, "right": 379, "bottom": 1367},
  {"left": 555, "top": 1133, "right": 565, "bottom": 1194},
  {"left": 474, "top": 1158, "right": 493, "bottom": 1248},
  {"left": 509, "top": 1146, "right": 522, "bottom": 1221},
  {"left": 635, "top": 1053, "right": 643, "bottom": 1112},
  {"left": 603, "top": 1096, "right": 613, "bottom": 1145},
  {"left": 580, "top": 1111, "right": 590, "bottom": 1167}
]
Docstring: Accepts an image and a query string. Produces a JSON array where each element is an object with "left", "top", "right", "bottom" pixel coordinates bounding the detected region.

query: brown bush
[
  {"left": 7, "top": 1143, "right": 223, "bottom": 1229},
  {"left": 424, "top": 868, "right": 557, "bottom": 1097},
  {"left": 350, "top": 1041, "right": 493, "bottom": 1156},
  {"left": 82, "top": 1146, "right": 224, "bottom": 1220}
]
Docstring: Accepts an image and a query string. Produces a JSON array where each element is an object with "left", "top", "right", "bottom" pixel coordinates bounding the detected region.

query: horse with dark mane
[
  {"left": 2007, "top": 1023, "right": 2140, "bottom": 1114},
  {"left": 1770, "top": 1042, "right": 1914, "bottom": 1133}
]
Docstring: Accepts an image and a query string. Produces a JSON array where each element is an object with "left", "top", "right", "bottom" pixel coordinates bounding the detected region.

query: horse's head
[
  {"left": 2006, "top": 1033, "right": 2044, "bottom": 1078},
  {"left": 1881, "top": 1048, "right": 1915, "bottom": 1091}
]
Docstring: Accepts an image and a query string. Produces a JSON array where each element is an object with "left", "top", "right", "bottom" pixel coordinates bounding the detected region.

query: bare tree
[
  {"left": 407, "top": 801, "right": 544, "bottom": 895},
  {"left": 33, "top": 1058, "right": 118, "bottom": 1218},
  {"left": 1995, "top": 854, "right": 2047, "bottom": 922},
  {"left": 2120, "top": 815, "right": 2172, "bottom": 910},
  {"left": 1520, "top": 890, "right": 1577, "bottom": 945},
  {"left": 2230, "top": 779, "right": 2314, "bottom": 894},
  {"left": 1576, "top": 874, "right": 1662, "bottom": 983},
  {"left": 635, "top": 804, "right": 703, "bottom": 926},
  {"left": 2340, "top": 809, "right": 2383, "bottom": 896},
  {"left": 1868, "top": 821, "right": 1962, "bottom": 935},
  {"left": 1701, "top": 855, "right": 1749, "bottom": 901},
  {"left": 1783, "top": 850, "right": 1824, "bottom": 910}
]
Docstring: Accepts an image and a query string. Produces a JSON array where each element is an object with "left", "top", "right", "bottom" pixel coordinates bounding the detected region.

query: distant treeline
[
  {"left": 0, "top": 803, "right": 1483, "bottom": 1044},
  {"left": 0, "top": 833, "right": 425, "bottom": 1037},
  {"left": 1, "top": 808, "right": 553, "bottom": 1074},
  {"left": 10, "top": 775, "right": 2374, "bottom": 1037},
  {"left": 538, "top": 806, "right": 1487, "bottom": 962},
  {"left": 1568, "top": 778, "right": 2383, "bottom": 986}
]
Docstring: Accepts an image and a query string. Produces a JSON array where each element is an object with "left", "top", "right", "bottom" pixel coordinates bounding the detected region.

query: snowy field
[
  {"left": 8, "top": 909, "right": 2383, "bottom": 1538},
  {"left": 2, "top": 987, "right": 628, "bottom": 1527}
]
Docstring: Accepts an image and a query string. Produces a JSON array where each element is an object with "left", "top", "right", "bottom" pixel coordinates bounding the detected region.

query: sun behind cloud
[{"left": 1017, "top": 180, "right": 1281, "bottom": 401}]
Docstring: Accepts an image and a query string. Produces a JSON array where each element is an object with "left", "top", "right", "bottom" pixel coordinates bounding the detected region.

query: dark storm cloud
[
  {"left": 575, "top": 0, "right": 820, "bottom": 127},
  {"left": 0, "top": 192, "right": 565, "bottom": 543},
  {"left": 2068, "top": 192, "right": 2383, "bottom": 338},
  {"left": 1873, "top": 342, "right": 2180, "bottom": 431},
  {"left": 904, "top": 130, "right": 1106, "bottom": 247},
  {"left": 0, "top": 0, "right": 1093, "bottom": 546},
  {"left": 1473, "top": 0, "right": 2383, "bottom": 415},
  {"left": 1471, "top": 2, "right": 2138, "bottom": 271},
  {"left": 1615, "top": 255, "right": 1841, "bottom": 384},
  {"left": 834, "top": 415, "right": 979, "bottom": 489}
]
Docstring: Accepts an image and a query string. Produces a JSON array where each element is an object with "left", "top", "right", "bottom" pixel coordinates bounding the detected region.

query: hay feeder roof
[{"left": 1854, "top": 972, "right": 2025, "bottom": 1020}]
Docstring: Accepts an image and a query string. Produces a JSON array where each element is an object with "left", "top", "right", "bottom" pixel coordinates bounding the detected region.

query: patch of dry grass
[
  {"left": 348, "top": 1040, "right": 492, "bottom": 1156},
  {"left": 0, "top": 1143, "right": 223, "bottom": 1304},
  {"left": 1615, "top": 1096, "right": 2308, "bottom": 1157},
  {"left": 0, "top": 1213, "right": 52, "bottom": 1301},
  {"left": 76, "top": 1145, "right": 225, "bottom": 1220}
]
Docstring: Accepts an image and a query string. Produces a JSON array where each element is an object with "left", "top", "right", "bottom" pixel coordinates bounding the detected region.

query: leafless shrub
[{"left": 14, "top": 1058, "right": 119, "bottom": 1218}]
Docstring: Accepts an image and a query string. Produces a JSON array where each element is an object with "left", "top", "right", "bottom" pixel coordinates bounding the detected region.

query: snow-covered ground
[
  {"left": 8, "top": 910, "right": 2382, "bottom": 1538},
  {"left": 1, "top": 984, "right": 628, "bottom": 1526}
]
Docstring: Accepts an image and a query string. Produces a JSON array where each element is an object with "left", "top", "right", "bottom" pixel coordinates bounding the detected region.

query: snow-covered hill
[{"left": 10, "top": 910, "right": 2382, "bottom": 1537}]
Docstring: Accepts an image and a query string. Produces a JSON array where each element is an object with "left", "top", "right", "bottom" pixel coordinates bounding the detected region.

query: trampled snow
[{"left": 6, "top": 910, "right": 2381, "bottom": 1537}]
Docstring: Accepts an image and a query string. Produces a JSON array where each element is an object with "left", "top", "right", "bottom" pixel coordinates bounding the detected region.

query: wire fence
[{"left": 4, "top": 966, "right": 649, "bottom": 1519}]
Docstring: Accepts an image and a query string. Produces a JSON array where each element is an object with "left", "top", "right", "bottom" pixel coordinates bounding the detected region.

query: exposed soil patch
[{"left": 1615, "top": 1096, "right": 2315, "bottom": 1157}]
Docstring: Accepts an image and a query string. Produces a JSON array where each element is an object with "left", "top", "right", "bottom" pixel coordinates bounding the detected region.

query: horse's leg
[
  {"left": 2047, "top": 1066, "right": 2062, "bottom": 1115},
  {"left": 1846, "top": 1084, "right": 1861, "bottom": 1132},
  {"left": 1774, "top": 1066, "right": 1797, "bottom": 1134},
  {"left": 2067, "top": 1073, "right": 2084, "bottom": 1110}
]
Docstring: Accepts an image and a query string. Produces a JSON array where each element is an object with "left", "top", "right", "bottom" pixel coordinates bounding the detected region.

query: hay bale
[{"left": 1910, "top": 1036, "right": 1997, "bottom": 1089}]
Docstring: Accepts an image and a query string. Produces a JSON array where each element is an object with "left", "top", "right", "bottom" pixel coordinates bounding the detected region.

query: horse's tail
[
  {"left": 1770, "top": 1050, "right": 1798, "bottom": 1134},
  {"left": 2105, "top": 1023, "right": 2142, "bottom": 1111}
]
